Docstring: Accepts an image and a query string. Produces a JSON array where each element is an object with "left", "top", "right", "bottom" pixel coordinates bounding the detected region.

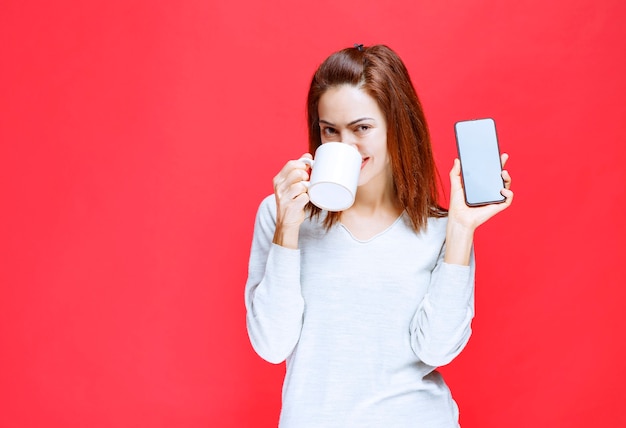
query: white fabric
[{"left": 245, "top": 195, "right": 475, "bottom": 428}]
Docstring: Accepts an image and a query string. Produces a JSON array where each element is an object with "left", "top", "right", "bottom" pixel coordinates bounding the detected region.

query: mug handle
[
  {"left": 299, "top": 157, "right": 314, "bottom": 167},
  {"left": 298, "top": 157, "right": 314, "bottom": 189}
]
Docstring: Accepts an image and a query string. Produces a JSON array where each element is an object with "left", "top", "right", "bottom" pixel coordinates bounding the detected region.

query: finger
[
  {"left": 501, "top": 169, "right": 511, "bottom": 189},
  {"left": 480, "top": 189, "right": 514, "bottom": 220},
  {"left": 449, "top": 158, "right": 463, "bottom": 191},
  {"left": 293, "top": 188, "right": 310, "bottom": 205},
  {"left": 296, "top": 153, "right": 313, "bottom": 173},
  {"left": 275, "top": 179, "right": 306, "bottom": 203},
  {"left": 286, "top": 155, "right": 314, "bottom": 178},
  {"left": 285, "top": 181, "right": 309, "bottom": 200},
  {"left": 449, "top": 158, "right": 461, "bottom": 182},
  {"left": 278, "top": 155, "right": 313, "bottom": 177},
  {"left": 500, "top": 153, "right": 509, "bottom": 168},
  {"left": 500, "top": 188, "right": 514, "bottom": 207},
  {"left": 284, "top": 166, "right": 310, "bottom": 187},
  {"left": 273, "top": 174, "right": 283, "bottom": 195},
  {"left": 450, "top": 158, "right": 461, "bottom": 176},
  {"left": 273, "top": 155, "right": 313, "bottom": 193}
]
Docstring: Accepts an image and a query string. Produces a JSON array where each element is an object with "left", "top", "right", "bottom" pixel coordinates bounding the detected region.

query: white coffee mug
[{"left": 300, "top": 142, "right": 362, "bottom": 211}]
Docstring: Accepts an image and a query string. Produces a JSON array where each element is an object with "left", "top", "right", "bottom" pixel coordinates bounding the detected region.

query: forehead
[{"left": 318, "top": 85, "right": 384, "bottom": 122}]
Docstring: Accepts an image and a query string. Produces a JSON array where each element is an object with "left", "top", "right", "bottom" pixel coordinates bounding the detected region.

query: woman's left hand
[{"left": 447, "top": 153, "right": 514, "bottom": 232}]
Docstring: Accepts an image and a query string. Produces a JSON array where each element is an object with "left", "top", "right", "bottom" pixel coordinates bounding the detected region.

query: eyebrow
[{"left": 318, "top": 117, "right": 375, "bottom": 127}]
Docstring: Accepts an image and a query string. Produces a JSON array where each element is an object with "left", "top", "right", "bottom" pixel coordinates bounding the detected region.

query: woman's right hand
[{"left": 271, "top": 153, "right": 312, "bottom": 248}]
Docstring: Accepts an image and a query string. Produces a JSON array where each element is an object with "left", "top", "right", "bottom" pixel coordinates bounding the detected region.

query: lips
[{"left": 361, "top": 157, "right": 369, "bottom": 169}]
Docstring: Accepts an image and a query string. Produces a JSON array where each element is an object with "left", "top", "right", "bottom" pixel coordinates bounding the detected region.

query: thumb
[{"left": 450, "top": 159, "right": 463, "bottom": 189}]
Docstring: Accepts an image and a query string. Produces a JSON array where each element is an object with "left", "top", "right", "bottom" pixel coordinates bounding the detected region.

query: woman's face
[{"left": 317, "top": 85, "right": 391, "bottom": 190}]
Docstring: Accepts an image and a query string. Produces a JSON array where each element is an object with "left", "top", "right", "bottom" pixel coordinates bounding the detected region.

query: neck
[
  {"left": 338, "top": 174, "right": 403, "bottom": 241},
  {"left": 346, "top": 174, "right": 402, "bottom": 217}
]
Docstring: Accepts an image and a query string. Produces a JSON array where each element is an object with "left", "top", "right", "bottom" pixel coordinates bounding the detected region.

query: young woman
[{"left": 244, "top": 44, "right": 513, "bottom": 427}]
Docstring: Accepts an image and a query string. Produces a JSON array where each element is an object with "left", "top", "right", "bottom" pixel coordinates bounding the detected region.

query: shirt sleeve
[
  {"left": 409, "top": 245, "right": 476, "bottom": 367},
  {"left": 244, "top": 195, "right": 305, "bottom": 364}
]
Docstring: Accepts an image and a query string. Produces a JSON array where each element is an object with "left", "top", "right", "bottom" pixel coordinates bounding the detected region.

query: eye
[
  {"left": 321, "top": 126, "right": 337, "bottom": 136},
  {"left": 355, "top": 124, "right": 371, "bottom": 133}
]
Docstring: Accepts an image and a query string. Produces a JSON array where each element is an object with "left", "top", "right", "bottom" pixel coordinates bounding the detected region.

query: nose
[{"left": 340, "top": 131, "right": 358, "bottom": 147}]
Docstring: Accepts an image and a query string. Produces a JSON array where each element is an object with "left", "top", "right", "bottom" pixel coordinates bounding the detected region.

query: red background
[{"left": 1, "top": 1, "right": 625, "bottom": 427}]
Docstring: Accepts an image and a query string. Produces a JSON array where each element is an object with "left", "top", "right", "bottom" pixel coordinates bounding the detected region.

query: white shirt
[{"left": 245, "top": 195, "right": 475, "bottom": 428}]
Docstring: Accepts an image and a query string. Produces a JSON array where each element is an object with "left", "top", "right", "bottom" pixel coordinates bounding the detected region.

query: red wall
[{"left": 1, "top": 1, "right": 625, "bottom": 427}]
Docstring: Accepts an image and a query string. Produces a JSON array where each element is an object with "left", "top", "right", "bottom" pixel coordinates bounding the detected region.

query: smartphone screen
[{"left": 454, "top": 118, "right": 505, "bottom": 206}]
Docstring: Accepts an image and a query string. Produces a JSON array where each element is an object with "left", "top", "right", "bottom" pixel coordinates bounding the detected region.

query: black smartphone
[{"left": 454, "top": 118, "right": 505, "bottom": 206}]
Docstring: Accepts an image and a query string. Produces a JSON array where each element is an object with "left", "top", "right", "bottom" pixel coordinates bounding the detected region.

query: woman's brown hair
[{"left": 306, "top": 44, "right": 446, "bottom": 232}]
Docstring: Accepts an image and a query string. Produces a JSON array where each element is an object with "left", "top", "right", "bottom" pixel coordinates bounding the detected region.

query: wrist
[
  {"left": 273, "top": 223, "right": 301, "bottom": 249},
  {"left": 443, "top": 219, "right": 475, "bottom": 266},
  {"left": 446, "top": 217, "right": 476, "bottom": 238}
]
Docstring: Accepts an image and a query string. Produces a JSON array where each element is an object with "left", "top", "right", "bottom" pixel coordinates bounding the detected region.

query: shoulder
[
  {"left": 426, "top": 215, "right": 448, "bottom": 231},
  {"left": 251, "top": 194, "right": 278, "bottom": 234},
  {"left": 404, "top": 215, "right": 448, "bottom": 252},
  {"left": 256, "top": 194, "right": 277, "bottom": 219},
  {"left": 402, "top": 214, "right": 448, "bottom": 238}
]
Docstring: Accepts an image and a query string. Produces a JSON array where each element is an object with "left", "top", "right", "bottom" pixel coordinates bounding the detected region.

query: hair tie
[{"left": 354, "top": 43, "right": 364, "bottom": 52}]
